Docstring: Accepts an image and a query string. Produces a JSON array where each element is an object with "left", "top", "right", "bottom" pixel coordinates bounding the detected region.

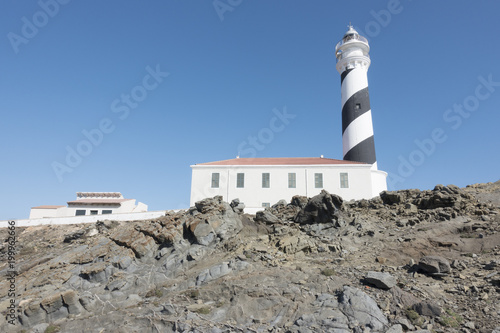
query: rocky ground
[{"left": 0, "top": 181, "right": 499, "bottom": 333}]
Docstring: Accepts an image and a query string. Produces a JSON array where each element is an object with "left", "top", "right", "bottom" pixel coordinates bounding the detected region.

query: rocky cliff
[{"left": 0, "top": 182, "right": 499, "bottom": 332}]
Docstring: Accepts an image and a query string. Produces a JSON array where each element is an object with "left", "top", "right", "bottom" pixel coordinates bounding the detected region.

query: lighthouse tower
[{"left": 335, "top": 25, "right": 378, "bottom": 169}]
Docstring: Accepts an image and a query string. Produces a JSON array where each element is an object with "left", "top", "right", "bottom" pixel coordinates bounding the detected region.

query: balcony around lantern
[
  {"left": 336, "top": 49, "right": 370, "bottom": 63},
  {"left": 335, "top": 34, "right": 369, "bottom": 52}
]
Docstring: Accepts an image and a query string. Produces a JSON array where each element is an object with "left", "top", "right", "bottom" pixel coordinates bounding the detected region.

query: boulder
[
  {"left": 255, "top": 210, "right": 280, "bottom": 224},
  {"left": 418, "top": 256, "right": 451, "bottom": 276},
  {"left": 338, "top": 286, "right": 389, "bottom": 331},
  {"left": 230, "top": 198, "right": 245, "bottom": 214},
  {"left": 412, "top": 301, "right": 442, "bottom": 317},
  {"left": 295, "top": 190, "right": 344, "bottom": 224},
  {"left": 63, "top": 229, "right": 85, "bottom": 243},
  {"left": 364, "top": 271, "right": 397, "bottom": 289},
  {"left": 386, "top": 324, "right": 403, "bottom": 333},
  {"left": 380, "top": 191, "right": 404, "bottom": 205},
  {"left": 290, "top": 195, "right": 308, "bottom": 208},
  {"left": 195, "top": 196, "right": 225, "bottom": 214}
]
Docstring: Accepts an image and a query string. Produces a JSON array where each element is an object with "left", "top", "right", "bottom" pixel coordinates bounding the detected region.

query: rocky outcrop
[
  {"left": 294, "top": 190, "right": 345, "bottom": 224},
  {"left": 0, "top": 181, "right": 499, "bottom": 332},
  {"left": 339, "top": 286, "right": 389, "bottom": 331}
]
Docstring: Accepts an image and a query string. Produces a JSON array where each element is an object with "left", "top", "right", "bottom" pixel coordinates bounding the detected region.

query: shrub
[
  {"left": 194, "top": 306, "right": 211, "bottom": 315},
  {"left": 439, "top": 309, "right": 463, "bottom": 328},
  {"left": 45, "top": 324, "right": 60, "bottom": 333},
  {"left": 405, "top": 308, "right": 423, "bottom": 327},
  {"left": 321, "top": 268, "right": 335, "bottom": 276}
]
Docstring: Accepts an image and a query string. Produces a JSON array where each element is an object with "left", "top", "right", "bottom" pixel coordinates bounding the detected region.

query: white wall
[
  {"left": 0, "top": 210, "right": 169, "bottom": 229},
  {"left": 191, "top": 164, "right": 387, "bottom": 210},
  {"left": 29, "top": 199, "right": 149, "bottom": 219},
  {"left": 371, "top": 169, "right": 388, "bottom": 197},
  {"left": 29, "top": 207, "right": 66, "bottom": 219}
]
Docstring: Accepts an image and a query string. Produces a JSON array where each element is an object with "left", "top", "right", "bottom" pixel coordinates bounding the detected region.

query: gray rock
[
  {"left": 338, "top": 286, "right": 389, "bottom": 331},
  {"left": 195, "top": 196, "right": 225, "bottom": 214},
  {"left": 295, "top": 190, "right": 344, "bottom": 224},
  {"left": 121, "top": 294, "right": 142, "bottom": 308},
  {"left": 391, "top": 287, "right": 420, "bottom": 309},
  {"left": 19, "top": 301, "right": 46, "bottom": 327},
  {"left": 386, "top": 324, "right": 403, "bottom": 333},
  {"left": 196, "top": 262, "right": 232, "bottom": 286},
  {"left": 412, "top": 301, "right": 442, "bottom": 317},
  {"left": 290, "top": 195, "right": 308, "bottom": 208},
  {"left": 255, "top": 209, "right": 280, "bottom": 224},
  {"left": 484, "top": 260, "right": 499, "bottom": 270},
  {"left": 365, "top": 271, "right": 397, "bottom": 289},
  {"left": 394, "top": 317, "right": 414, "bottom": 331},
  {"left": 272, "top": 199, "right": 288, "bottom": 208},
  {"left": 192, "top": 221, "right": 216, "bottom": 246},
  {"left": 30, "top": 323, "right": 49, "bottom": 333},
  {"left": 380, "top": 191, "right": 404, "bottom": 204},
  {"left": 418, "top": 256, "right": 451, "bottom": 275},
  {"left": 63, "top": 229, "right": 85, "bottom": 243},
  {"left": 230, "top": 198, "right": 245, "bottom": 214}
]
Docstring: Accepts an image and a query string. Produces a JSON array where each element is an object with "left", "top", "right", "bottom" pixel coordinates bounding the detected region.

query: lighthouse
[
  {"left": 336, "top": 25, "right": 378, "bottom": 169},
  {"left": 190, "top": 26, "right": 388, "bottom": 211}
]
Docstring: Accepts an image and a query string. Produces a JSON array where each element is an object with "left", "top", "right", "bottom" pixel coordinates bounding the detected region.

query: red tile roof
[
  {"left": 67, "top": 199, "right": 133, "bottom": 205},
  {"left": 31, "top": 205, "right": 65, "bottom": 209},
  {"left": 196, "top": 157, "right": 367, "bottom": 166}
]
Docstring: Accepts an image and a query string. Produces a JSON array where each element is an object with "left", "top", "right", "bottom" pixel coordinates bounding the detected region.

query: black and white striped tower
[{"left": 335, "top": 25, "right": 378, "bottom": 169}]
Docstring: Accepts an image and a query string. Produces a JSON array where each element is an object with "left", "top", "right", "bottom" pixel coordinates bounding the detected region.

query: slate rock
[
  {"left": 386, "top": 324, "right": 403, "bottom": 333},
  {"left": 412, "top": 301, "right": 442, "bottom": 317},
  {"left": 290, "top": 195, "right": 308, "bottom": 208},
  {"left": 380, "top": 191, "right": 404, "bottom": 205},
  {"left": 418, "top": 256, "right": 451, "bottom": 276},
  {"left": 255, "top": 210, "right": 280, "bottom": 224},
  {"left": 230, "top": 198, "right": 245, "bottom": 214},
  {"left": 365, "top": 271, "right": 397, "bottom": 289},
  {"left": 63, "top": 229, "right": 85, "bottom": 243},
  {"left": 338, "top": 286, "right": 389, "bottom": 331},
  {"left": 295, "top": 190, "right": 344, "bottom": 224},
  {"left": 196, "top": 262, "right": 232, "bottom": 286}
]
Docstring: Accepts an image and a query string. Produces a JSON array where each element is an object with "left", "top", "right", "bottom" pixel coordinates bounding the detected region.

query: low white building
[
  {"left": 190, "top": 157, "right": 387, "bottom": 213},
  {"left": 29, "top": 192, "right": 148, "bottom": 219}
]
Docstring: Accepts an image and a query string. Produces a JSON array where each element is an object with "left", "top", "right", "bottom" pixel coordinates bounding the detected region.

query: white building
[
  {"left": 29, "top": 192, "right": 148, "bottom": 219},
  {"left": 190, "top": 157, "right": 387, "bottom": 213},
  {"left": 190, "top": 26, "right": 388, "bottom": 213}
]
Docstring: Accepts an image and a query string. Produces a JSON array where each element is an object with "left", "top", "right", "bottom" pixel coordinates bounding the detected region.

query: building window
[
  {"left": 355, "top": 103, "right": 361, "bottom": 109},
  {"left": 262, "top": 202, "right": 270, "bottom": 208},
  {"left": 315, "top": 173, "right": 323, "bottom": 188},
  {"left": 75, "top": 210, "right": 86, "bottom": 216},
  {"left": 236, "top": 173, "right": 244, "bottom": 188},
  {"left": 90, "top": 210, "right": 98, "bottom": 215},
  {"left": 262, "top": 173, "right": 270, "bottom": 188},
  {"left": 288, "top": 173, "right": 296, "bottom": 188},
  {"left": 102, "top": 210, "right": 112, "bottom": 214},
  {"left": 211, "top": 173, "right": 220, "bottom": 188},
  {"left": 340, "top": 172, "right": 349, "bottom": 188}
]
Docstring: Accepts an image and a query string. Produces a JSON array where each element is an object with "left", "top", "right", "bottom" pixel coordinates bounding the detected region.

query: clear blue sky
[{"left": 1, "top": 1, "right": 499, "bottom": 220}]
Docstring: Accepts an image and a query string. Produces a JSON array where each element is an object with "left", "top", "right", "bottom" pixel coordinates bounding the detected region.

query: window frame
[
  {"left": 288, "top": 172, "right": 296, "bottom": 188},
  {"left": 75, "top": 210, "right": 86, "bottom": 216},
  {"left": 236, "top": 173, "right": 244, "bottom": 188},
  {"left": 211, "top": 172, "right": 220, "bottom": 188},
  {"left": 314, "top": 173, "right": 323, "bottom": 188},
  {"left": 340, "top": 172, "right": 349, "bottom": 188},
  {"left": 262, "top": 173, "right": 270, "bottom": 188}
]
